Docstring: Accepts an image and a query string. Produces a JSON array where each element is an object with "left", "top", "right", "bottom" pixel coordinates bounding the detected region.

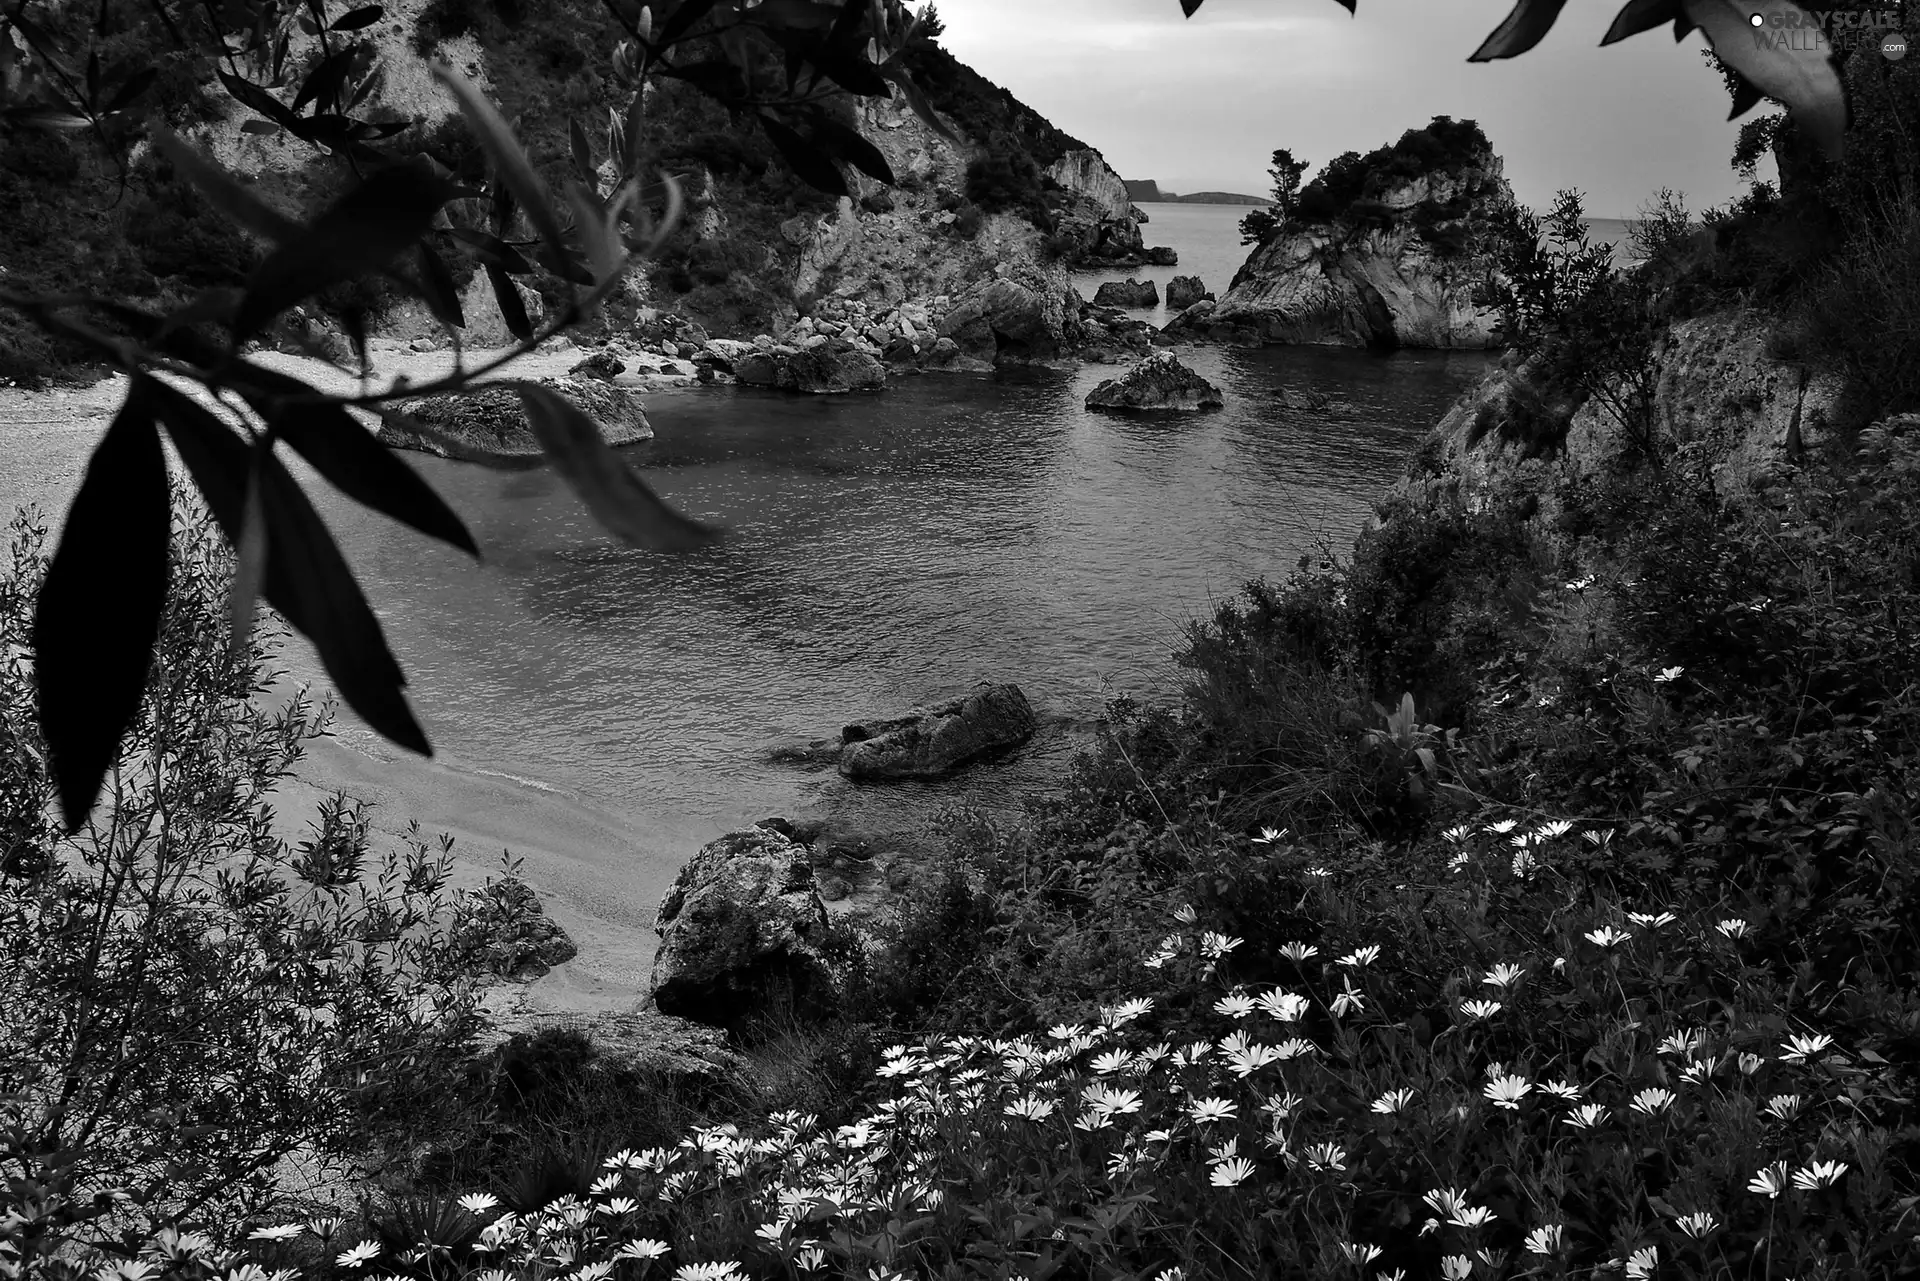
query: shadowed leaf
[
  {"left": 415, "top": 240, "right": 466, "bottom": 329},
  {"left": 148, "top": 381, "right": 429, "bottom": 755},
  {"left": 234, "top": 162, "right": 463, "bottom": 339},
  {"left": 33, "top": 378, "right": 171, "bottom": 831},
  {"left": 810, "top": 115, "right": 893, "bottom": 185},
  {"left": 1683, "top": 0, "right": 1846, "bottom": 158},
  {"left": 331, "top": 5, "right": 386, "bottom": 30},
  {"left": 231, "top": 451, "right": 268, "bottom": 657},
  {"left": 154, "top": 131, "right": 302, "bottom": 244},
  {"left": 432, "top": 62, "right": 570, "bottom": 272},
  {"left": 1601, "top": 0, "right": 1682, "bottom": 44},
  {"left": 487, "top": 263, "right": 533, "bottom": 340},
  {"left": 514, "top": 382, "right": 720, "bottom": 551},
  {"left": 1469, "top": 0, "right": 1571, "bottom": 60},
  {"left": 656, "top": 0, "right": 720, "bottom": 46},
  {"left": 227, "top": 367, "right": 478, "bottom": 556},
  {"left": 293, "top": 45, "right": 357, "bottom": 113},
  {"left": 449, "top": 227, "right": 534, "bottom": 274},
  {"left": 760, "top": 115, "right": 847, "bottom": 197}
]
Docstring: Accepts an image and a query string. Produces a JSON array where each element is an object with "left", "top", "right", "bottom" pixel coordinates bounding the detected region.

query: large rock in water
[
  {"left": 1167, "top": 122, "right": 1521, "bottom": 350},
  {"left": 734, "top": 339, "right": 886, "bottom": 393},
  {"left": 937, "top": 278, "right": 1072, "bottom": 364},
  {"left": 1165, "top": 275, "right": 1213, "bottom": 310},
  {"left": 649, "top": 826, "right": 834, "bottom": 1025},
  {"left": 379, "top": 377, "right": 652, "bottom": 462},
  {"left": 839, "top": 683, "right": 1037, "bottom": 780},
  {"left": 1092, "top": 278, "right": 1159, "bottom": 308},
  {"left": 1086, "top": 353, "right": 1224, "bottom": 412}
]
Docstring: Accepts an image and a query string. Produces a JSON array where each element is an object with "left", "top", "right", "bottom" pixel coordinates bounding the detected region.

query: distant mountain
[{"left": 1125, "top": 180, "right": 1271, "bottom": 206}]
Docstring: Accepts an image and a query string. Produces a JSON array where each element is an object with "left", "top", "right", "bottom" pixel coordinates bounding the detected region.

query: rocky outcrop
[
  {"left": 1169, "top": 132, "right": 1519, "bottom": 350},
  {"left": 378, "top": 377, "right": 652, "bottom": 462},
  {"left": 1394, "top": 307, "right": 1843, "bottom": 523},
  {"left": 1045, "top": 149, "right": 1178, "bottom": 269},
  {"left": 469, "top": 1004, "right": 752, "bottom": 1110},
  {"left": 649, "top": 825, "right": 835, "bottom": 1025},
  {"left": 445, "top": 877, "right": 579, "bottom": 981},
  {"left": 1093, "top": 279, "right": 1159, "bottom": 308},
  {"left": 1166, "top": 275, "right": 1213, "bottom": 310},
  {"left": 839, "top": 682, "right": 1037, "bottom": 779},
  {"left": 1085, "top": 353, "right": 1224, "bottom": 413},
  {"left": 735, "top": 339, "right": 886, "bottom": 393},
  {"left": 937, "top": 276, "right": 1078, "bottom": 365},
  {"left": 568, "top": 350, "right": 627, "bottom": 382}
]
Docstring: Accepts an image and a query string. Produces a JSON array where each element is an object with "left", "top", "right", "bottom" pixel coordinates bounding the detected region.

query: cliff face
[
  {"left": 1170, "top": 136, "right": 1518, "bottom": 350},
  {"left": 1393, "top": 306, "right": 1845, "bottom": 521}
]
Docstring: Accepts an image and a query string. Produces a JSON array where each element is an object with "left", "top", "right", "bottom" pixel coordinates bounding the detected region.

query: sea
[{"left": 2, "top": 202, "right": 1623, "bottom": 996}]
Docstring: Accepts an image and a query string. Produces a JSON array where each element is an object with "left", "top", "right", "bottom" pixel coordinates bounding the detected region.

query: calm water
[{"left": 0, "top": 204, "right": 1488, "bottom": 966}]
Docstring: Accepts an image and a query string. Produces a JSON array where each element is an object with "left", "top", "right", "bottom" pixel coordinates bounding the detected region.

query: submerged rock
[
  {"left": 649, "top": 826, "right": 834, "bottom": 1026},
  {"left": 1085, "top": 353, "right": 1225, "bottom": 413},
  {"left": 379, "top": 377, "right": 652, "bottom": 462},
  {"left": 839, "top": 682, "right": 1037, "bottom": 780},
  {"left": 1273, "top": 386, "right": 1332, "bottom": 412},
  {"left": 1165, "top": 275, "right": 1213, "bottom": 310},
  {"left": 1092, "top": 278, "right": 1160, "bottom": 308}
]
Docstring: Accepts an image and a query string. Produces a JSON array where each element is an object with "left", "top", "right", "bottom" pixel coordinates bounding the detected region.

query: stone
[
  {"left": 1165, "top": 275, "right": 1213, "bottom": 310},
  {"left": 1092, "top": 279, "right": 1159, "bottom": 308},
  {"left": 649, "top": 825, "right": 834, "bottom": 1025},
  {"left": 568, "top": 350, "right": 627, "bottom": 381},
  {"left": 1273, "top": 386, "right": 1331, "bottom": 412},
  {"left": 699, "top": 338, "right": 758, "bottom": 372},
  {"left": 445, "top": 876, "right": 578, "bottom": 981},
  {"left": 937, "top": 278, "right": 1070, "bottom": 364},
  {"left": 1144, "top": 246, "right": 1179, "bottom": 266},
  {"left": 1085, "top": 353, "right": 1225, "bottom": 413},
  {"left": 469, "top": 1006, "right": 751, "bottom": 1112},
  {"left": 408, "top": 336, "right": 439, "bottom": 353},
  {"left": 780, "top": 214, "right": 816, "bottom": 246},
  {"left": 817, "top": 876, "right": 851, "bottom": 902},
  {"left": 839, "top": 682, "right": 1037, "bottom": 780},
  {"left": 733, "top": 340, "right": 886, "bottom": 393},
  {"left": 379, "top": 377, "right": 652, "bottom": 462}
]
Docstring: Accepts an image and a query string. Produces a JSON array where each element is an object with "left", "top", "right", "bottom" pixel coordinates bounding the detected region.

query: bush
[
  {"left": 1780, "top": 190, "right": 1920, "bottom": 426},
  {"left": 0, "top": 507, "right": 480, "bottom": 1250}
]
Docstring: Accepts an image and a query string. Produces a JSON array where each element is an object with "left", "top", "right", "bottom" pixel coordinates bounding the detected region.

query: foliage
[
  {"left": 0, "top": 507, "right": 481, "bottom": 1247},
  {"left": 1629, "top": 187, "right": 1695, "bottom": 263},
  {"left": 1238, "top": 147, "right": 1308, "bottom": 245},
  {"left": 1778, "top": 189, "right": 1920, "bottom": 425},
  {"left": 895, "top": 28, "right": 1085, "bottom": 171},
  {"left": 1291, "top": 117, "right": 1493, "bottom": 227}
]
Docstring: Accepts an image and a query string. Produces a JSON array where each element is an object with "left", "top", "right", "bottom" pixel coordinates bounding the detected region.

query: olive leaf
[{"left": 1680, "top": 0, "right": 1847, "bottom": 159}]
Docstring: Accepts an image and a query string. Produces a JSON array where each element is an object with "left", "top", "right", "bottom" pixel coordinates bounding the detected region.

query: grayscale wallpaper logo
[{"left": 1746, "top": 8, "right": 1908, "bottom": 59}]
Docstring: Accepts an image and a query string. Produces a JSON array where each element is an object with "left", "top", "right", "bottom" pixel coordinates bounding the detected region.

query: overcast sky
[{"left": 937, "top": 0, "right": 1775, "bottom": 218}]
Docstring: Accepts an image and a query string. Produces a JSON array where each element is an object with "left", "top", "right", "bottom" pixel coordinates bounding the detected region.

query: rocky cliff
[
  {"left": 1168, "top": 118, "right": 1520, "bottom": 350},
  {"left": 1391, "top": 306, "right": 1845, "bottom": 523}
]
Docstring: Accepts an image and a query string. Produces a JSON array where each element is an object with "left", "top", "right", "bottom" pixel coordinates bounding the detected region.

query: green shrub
[{"left": 1780, "top": 191, "right": 1920, "bottom": 426}]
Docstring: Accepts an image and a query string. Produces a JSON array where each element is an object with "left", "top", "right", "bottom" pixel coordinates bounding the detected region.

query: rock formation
[
  {"left": 936, "top": 276, "right": 1078, "bottom": 365},
  {"left": 1092, "top": 279, "right": 1159, "bottom": 308},
  {"left": 839, "top": 682, "right": 1038, "bottom": 779},
  {"left": 649, "top": 825, "right": 835, "bottom": 1025},
  {"left": 1085, "top": 353, "right": 1225, "bottom": 413},
  {"left": 378, "top": 377, "right": 652, "bottom": 462},
  {"left": 1168, "top": 118, "right": 1521, "bottom": 350},
  {"left": 733, "top": 339, "right": 887, "bottom": 393},
  {"left": 1165, "top": 275, "right": 1213, "bottom": 310}
]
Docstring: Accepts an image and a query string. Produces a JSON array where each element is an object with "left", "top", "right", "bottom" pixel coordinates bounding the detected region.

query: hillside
[
  {"left": 0, "top": 0, "right": 1145, "bottom": 384},
  {"left": 1125, "top": 180, "right": 1271, "bottom": 206}
]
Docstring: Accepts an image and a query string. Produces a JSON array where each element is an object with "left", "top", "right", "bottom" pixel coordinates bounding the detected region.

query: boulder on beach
[
  {"left": 378, "top": 377, "right": 652, "bottom": 462},
  {"left": 839, "top": 682, "right": 1037, "bottom": 780},
  {"left": 937, "top": 278, "right": 1072, "bottom": 364},
  {"left": 1165, "top": 275, "right": 1213, "bottom": 310},
  {"left": 1092, "top": 278, "right": 1159, "bottom": 308},
  {"left": 734, "top": 339, "right": 886, "bottom": 393},
  {"left": 445, "top": 876, "right": 579, "bottom": 981},
  {"left": 568, "top": 350, "right": 627, "bottom": 382},
  {"left": 649, "top": 825, "right": 834, "bottom": 1026},
  {"left": 1085, "top": 353, "right": 1225, "bottom": 413}
]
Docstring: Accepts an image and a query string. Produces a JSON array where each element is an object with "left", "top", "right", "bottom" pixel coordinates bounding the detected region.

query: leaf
[
  {"left": 218, "top": 68, "right": 300, "bottom": 126},
  {"left": 514, "top": 382, "right": 720, "bottom": 551},
  {"left": 760, "top": 115, "right": 847, "bottom": 197},
  {"left": 877, "top": 62, "right": 960, "bottom": 145},
  {"left": 240, "top": 118, "right": 284, "bottom": 135},
  {"left": 1601, "top": 0, "right": 1682, "bottom": 44},
  {"left": 234, "top": 161, "right": 464, "bottom": 339},
  {"left": 103, "top": 67, "right": 157, "bottom": 114},
  {"left": 293, "top": 45, "right": 357, "bottom": 114},
  {"left": 147, "top": 381, "right": 430, "bottom": 754},
  {"left": 154, "top": 131, "right": 302, "bottom": 244},
  {"left": 486, "top": 262, "right": 533, "bottom": 340},
  {"left": 569, "top": 115, "right": 596, "bottom": 187},
  {"left": 1728, "top": 69, "right": 1765, "bottom": 119},
  {"left": 32, "top": 379, "right": 171, "bottom": 831},
  {"left": 231, "top": 449, "right": 269, "bottom": 656},
  {"left": 745, "top": 0, "right": 837, "bottom": 30},
  {"left": 1684, "top": 0, "right": 1846, "bottom": 156},
  {"left": 655, "top": 0, "right": 720, "bottom": 46},
  {"left": 228, "top": 367, "right": 478, "bottom": 555},
  {"left": 1468, "top": 0, "right": 1570, "bottom": 60},
  {"left": 431, "top": 62, "right": 570, "bottom": 272},
  {"left": 331, "top": 5, "right": 386, "bottom": 30},
  {"left": 622, "top": 86, "right": 647, "bottom": 175},
  {"left": 763, "top": 27, "right": 888, "bottom": 96},
  {"left": 414, "top": 240, "right": 466, "bottom": 329},
  {"left": 808, "top": 115, "right": 893, "bottom": 185},
  {"left": 448, "top": 226, "right": 534, "bottom": 274}
]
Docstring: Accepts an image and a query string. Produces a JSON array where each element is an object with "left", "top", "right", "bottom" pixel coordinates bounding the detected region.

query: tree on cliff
[{"left": 1238, "top": 147, "right": 1308, "bottom": 245}]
